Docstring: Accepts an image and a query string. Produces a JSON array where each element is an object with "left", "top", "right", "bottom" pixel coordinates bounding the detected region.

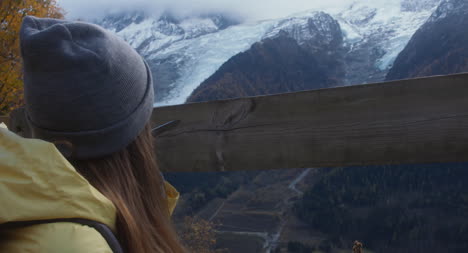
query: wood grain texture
[
  {"left": 151, "top": 73, "right": 468, "bottom": 172},
  {"left": 7, "top": 74, "right": 468, "bottom": 172}
]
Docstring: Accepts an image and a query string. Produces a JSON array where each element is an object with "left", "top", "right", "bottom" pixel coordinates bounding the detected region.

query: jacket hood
[
  {"left": 0, "top": 122, "right": 117, "bottom": 230},
  {"left": 0, "top": 122, "right": 179, "bottom": 231}
]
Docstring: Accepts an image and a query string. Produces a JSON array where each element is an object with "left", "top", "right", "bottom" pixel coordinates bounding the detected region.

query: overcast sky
[{"left": 57, "top": 0, "right": 355, "bottom": 21}]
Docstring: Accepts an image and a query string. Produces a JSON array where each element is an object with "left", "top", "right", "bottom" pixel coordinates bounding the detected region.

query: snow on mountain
[
  {"left": 401, "top": 0, "right": 442, "bottom": 12},
  {"left": 263, "top": 11, "right": 341, "bottom": 47},
  {"left": 97, "top": 0, "right": 441, "bottom": 106},
  {"left": 335, "top": 0, "right": 440, "bottom": 71},
  {"left": 101, "top": 13, "right": 235, "bottom": 56},
  {"left": 386, "top": 0, "right": 468, "bottom": 80},
  {"left": 427, "top": 0, "right": 468, "bottom": 23},
  {"left": 260, "top": 0, "right": 440, "bottom": 85},
  {"left": 149, "top": 20, "right": 277, "bottom": 106}
]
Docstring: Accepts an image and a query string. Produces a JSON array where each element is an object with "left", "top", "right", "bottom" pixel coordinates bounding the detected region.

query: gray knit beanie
[{"left": 20, "top": 16, "right": 154, "bottom": 159}]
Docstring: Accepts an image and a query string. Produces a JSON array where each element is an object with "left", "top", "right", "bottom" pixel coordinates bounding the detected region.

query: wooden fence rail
[{"left": 4, "top": 73, "right": 468, "bottom": 172}]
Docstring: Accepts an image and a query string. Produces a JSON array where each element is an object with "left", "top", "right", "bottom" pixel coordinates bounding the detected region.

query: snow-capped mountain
[
  {"left": 333, "top": 0, "right": 440, "bottom": 84},
  {"left": 427, "top": 0, "right": 468, "bottom": 23},
  {"left": 187, "top": 11, "right": 347, "bottom": 102},
  {"left": 386, "top": 0, "right": 468, "bottom": 80},
  {"left": 100, "top": 12, "right": 240, "bottom": 56},
  {"left": 401, "top": 0, "right": 442, "bottom": 12},
  {"left": 97, "top": 0, "right": 441, "bottom": 106}
]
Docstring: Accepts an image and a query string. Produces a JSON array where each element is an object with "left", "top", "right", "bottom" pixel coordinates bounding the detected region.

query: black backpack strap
[{"left": 0, "top": 218, "right": 123, "bottom": 253}]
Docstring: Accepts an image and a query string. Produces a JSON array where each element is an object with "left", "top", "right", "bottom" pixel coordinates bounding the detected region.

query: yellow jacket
[{"left": 0, "top": 122, "right": 179, "bottom": 252}]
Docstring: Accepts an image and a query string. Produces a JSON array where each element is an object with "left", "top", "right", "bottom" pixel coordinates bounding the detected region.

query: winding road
[{"left": 212, "top": 168, "right": 314, "bottom": 253}]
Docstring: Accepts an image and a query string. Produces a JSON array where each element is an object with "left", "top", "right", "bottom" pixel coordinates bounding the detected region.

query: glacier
[
  {"left": 98, "top": 0, "right": 441, "bottom": 106},
  {"left": 333, "top": 0, "right": 440, "bottom": 71},
  {"left": 149, "top": 20, "right": 277, "bottom": 106}
]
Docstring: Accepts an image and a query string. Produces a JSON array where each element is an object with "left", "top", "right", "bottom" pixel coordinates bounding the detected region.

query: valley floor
[{"left": 192, "top": 168, "right": 319, "bottom": 253}]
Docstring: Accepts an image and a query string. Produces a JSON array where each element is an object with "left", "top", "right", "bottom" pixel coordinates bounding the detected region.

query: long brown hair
[{"left": 70, "top": 123, "right": 186, "bottom": 253}]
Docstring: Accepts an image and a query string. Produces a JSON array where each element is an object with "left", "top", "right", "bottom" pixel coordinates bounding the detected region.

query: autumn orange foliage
[
  {"left": 0, "top": 0, "right": 64, "bottom": 115},
  {"left": 179, "top": 216, "right": 227, "bottom": 253}
]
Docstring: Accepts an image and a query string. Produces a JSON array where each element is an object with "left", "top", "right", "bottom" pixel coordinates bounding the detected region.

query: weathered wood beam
[
  {"left": 151, "top": 73, "right": 468, "bottom": 172},
  {"left": 7, "top": 73, "right": 468, "bottom": 172}
]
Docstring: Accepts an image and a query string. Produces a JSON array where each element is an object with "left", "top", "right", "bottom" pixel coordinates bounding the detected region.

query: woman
[{"left": 0, "top": 16, "right": 186, "bottom": 252}]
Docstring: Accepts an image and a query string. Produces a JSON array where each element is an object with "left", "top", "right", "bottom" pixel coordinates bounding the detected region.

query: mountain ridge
[
  {"left": 94, "top": 0, "right": 438, "bottom": 105},
  {"left": 188, "top": 12, "right": 345, "bottom": 102},
  {"left": 386, "top": 0, "right": 468, "bottom": 80}
]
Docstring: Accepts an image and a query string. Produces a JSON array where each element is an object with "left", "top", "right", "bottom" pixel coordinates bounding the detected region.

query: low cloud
[{"left": 57, "top": 0, "right": 354, "bottom": 21}]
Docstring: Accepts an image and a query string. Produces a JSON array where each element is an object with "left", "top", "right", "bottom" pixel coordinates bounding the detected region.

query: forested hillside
[
  {"left": 295, "top": 164, "right": 468, "bottom": 253},
  {"left": 294, "top": 1, "right": 468, "bottom": 251}
]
